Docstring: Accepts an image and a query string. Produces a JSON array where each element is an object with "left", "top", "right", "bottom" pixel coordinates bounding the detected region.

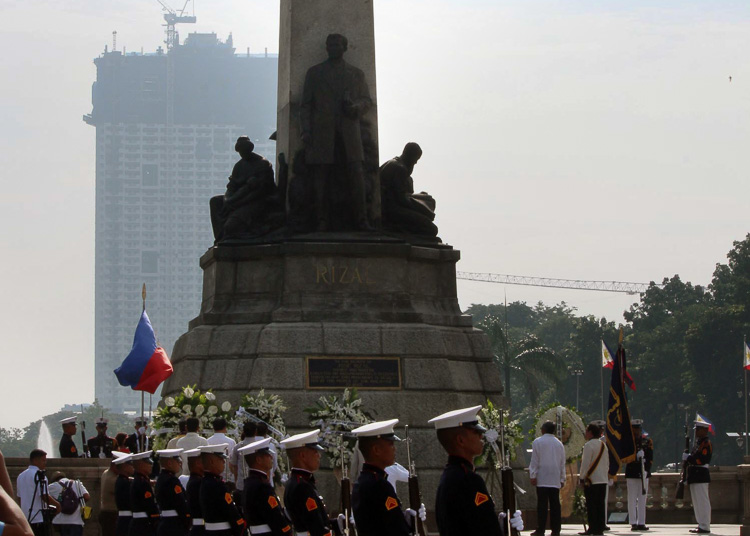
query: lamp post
[{"left": 570, "top": 367, "right": 584, "bottom": 410}]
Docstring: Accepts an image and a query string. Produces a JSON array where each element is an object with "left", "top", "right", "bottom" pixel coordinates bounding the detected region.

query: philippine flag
[
  {"left": 602, "top": 339, "right": 636, "bottom": 391},
  {"left": 114, "top": 310, "right": 173, "bottom": 394},
  {"left": 695, "top": 413, "right": 715, "bottom": 435}
]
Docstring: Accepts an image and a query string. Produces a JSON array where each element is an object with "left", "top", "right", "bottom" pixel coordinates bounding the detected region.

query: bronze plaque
[{"left": 306, "top": 356, "right": 401, "bottom": 390}]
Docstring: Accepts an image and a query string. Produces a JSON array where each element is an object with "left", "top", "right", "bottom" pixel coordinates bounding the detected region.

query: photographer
[
  {"left": 48, "top": 472, "right": 89, "bottom": 536},
  {"left": 16, "top": 450, "right": 60, "bottom": 536}
]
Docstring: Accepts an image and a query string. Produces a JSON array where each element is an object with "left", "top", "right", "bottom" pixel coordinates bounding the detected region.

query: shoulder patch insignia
[
  {"left": 71, "top": 446, "right": 76, "bottom": 453},
  {"left": 225, "top": 492, "right": 233, "bottom": 504},
  {"left": 385, "top": 497, "right": 399, "bottom": 511},
  {"left": 145, "top": 491, "right": 152, "bottom": 499},
  {"left": 268, "top": 496, "right": 279, "bottom": 508},
  {"left": 306, "top": 497, "right": 318, "bottom": 511},
  {"left": 282, "top": 525, "right": 291, "bottom": 533},
  {"left": 174, "top": 485, "right": 182, "bottom": 494},
  {"left": 475, "top": 492, "right": 489, "bottom": 506}
]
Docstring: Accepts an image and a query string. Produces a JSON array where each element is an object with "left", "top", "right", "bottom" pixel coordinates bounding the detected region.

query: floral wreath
[
  {"left": 153, "top": 385, "right": 233, "bottom": 449},
  {"left": 532, "top": 403, "right": 586, "bottom": 463}
]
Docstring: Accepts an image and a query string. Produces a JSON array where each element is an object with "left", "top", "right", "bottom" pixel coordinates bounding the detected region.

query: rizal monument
[{"left": 163, "top": 0, "right": 504, "bottom": 507}]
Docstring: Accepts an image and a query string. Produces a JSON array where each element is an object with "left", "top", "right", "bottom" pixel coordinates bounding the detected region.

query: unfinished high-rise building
[{"left": 84, "top": 31, "right": 277, "bottom": 411}]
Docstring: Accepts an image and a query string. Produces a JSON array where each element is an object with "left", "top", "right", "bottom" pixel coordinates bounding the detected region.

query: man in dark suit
[{"left": 301, "top": 33, "right": 373, "bottom": 232}]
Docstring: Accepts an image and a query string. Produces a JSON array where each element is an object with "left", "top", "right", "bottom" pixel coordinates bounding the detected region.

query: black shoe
[
  {"left": 604, "top": 527, "right": 611, "bottom": 532},
  {"left": 638, "top": 527, "right": 649, "bottom": 531},
  {"left": 689, "top": 530, "right": 710, "bottom": 534},
  {"left": 631, "top": 526, "right": 640, "bottom": 532},
  {"left": 579, "top": 532, "right": 591, "bottom": 535},
  {"left": 529, "top": 532, "right": 545, "bottom": 536}
]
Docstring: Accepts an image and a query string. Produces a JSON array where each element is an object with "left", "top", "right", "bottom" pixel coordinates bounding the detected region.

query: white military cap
[
  {"left": 96, "top": 418, "right": 109, "bottom": 425},
  {"left": 156, "top": 448, "right": 183, "bottom": 458},
  {"left": 694, "top": 420, "right": 711, "bottom": 429},
  {"left": 112, "top": 452, "right": 133, "bottom": 465},
  {"left": 131, "top": 451, "right": 154, "bottom": 461},
  {"left": 183, "top": 448, "right": 202, "bottom": 459},
  {"left": 279, "top": 430, "right": 324, "bottom": 451},
  {"left": 592, "top": 420, "right": 606, "bottom": 427},
  {"left": 428, "top": 406, "right": 487, "bottom": 432},
  {"left": 237, "top": 437, "right": 273, "bottom": 456},
  {"left": 198, "top": 443, "right": 230, "bottom": 458},
  {"left": 60, "top": 416, "right": 77, "bottom": 425},
  {"left": 352, "top": 419, "right": 401, "bottom": 440},
  {"left": 630, "top": 419, "right": 643, "bottom": 426}
]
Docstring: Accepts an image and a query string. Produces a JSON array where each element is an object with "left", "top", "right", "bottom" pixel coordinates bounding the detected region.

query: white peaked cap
[
  {"left": 428, "top": 405, "right": 486, "bottom": 431},
  {"left": 131, "top": 451, "right": 154, "bottom": 461},
  {"left": 631, "top": 419, "right": 643, "bottom": 426},
  {"left": 183, "top": 448, "right": 201, "bottom": 459},
  {"left": 156, "top": 448, "right": 183, "bottom": 458},
  {"left": 352, "top": 419, "right": 401, "bottom": 440},
  {"left": 60, "top": 417, "right": 77, "bottom": 425},
  {"left": 279, "top": 430, "right": 324, "bottom": 451},
  {"left": 237, "top": 437, "right": 273, "bottom": 456},
  {"left": 198, "top": 444, "right": 230, "bottom": 458},
  {"left": 113, "top": 453, "right": 133, "bottom": 465}
]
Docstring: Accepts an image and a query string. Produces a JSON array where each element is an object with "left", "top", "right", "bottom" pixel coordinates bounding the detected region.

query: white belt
[
  {"left": 118, "top": 511, "right": 133, "bottom": 517},
  {"left": 132, "top": 512, "right": 150, "bottom": 519},
  {"left": 249, "top": 525, "right": 271, "bottom": 534},
  {"left": 205, "top": 522, "right": 231, "bottom": 531},
  {"left": 161, "top": 510, "right": 179, "bottom": 518},
  {"left": 296, "top": 532, "right": 330, "bottom": 536},
  {"left": 192, "top": 519, "right": 205, "bottom": 526}
]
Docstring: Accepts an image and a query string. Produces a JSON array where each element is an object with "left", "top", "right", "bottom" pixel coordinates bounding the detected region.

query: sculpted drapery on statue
[{"left": 300, "top": 33, "right": 375, "bottom": 232}]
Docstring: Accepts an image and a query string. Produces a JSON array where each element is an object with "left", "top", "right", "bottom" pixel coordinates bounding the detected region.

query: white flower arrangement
[
  {"left": 235, "top": 389, "right": 290, "bottom": 481},
  {"left": 304, "top": 388, "right": 372, "bottom": 469},
  {"left": 152, "top": 385, "right": 234, "bottom": 449},
  {"left": 533, "top": 404, "right": 586, "bottom": 463},
  {"left": 477, "top": 399, "right": 523, "bottom": 465},
  {"left": 221, "top": 401, "right": 232, "bottom": 412}
]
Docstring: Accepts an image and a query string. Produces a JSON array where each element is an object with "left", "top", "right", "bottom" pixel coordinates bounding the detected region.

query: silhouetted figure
[
  {"left": 301, "top": 34, "right": 373, "bottom": 232},
  {"left": 210, "top": 137, "right": 283, "bottom": 242},
  {"left": 380, "top": 143, "right": 437, "bottom": 237}
]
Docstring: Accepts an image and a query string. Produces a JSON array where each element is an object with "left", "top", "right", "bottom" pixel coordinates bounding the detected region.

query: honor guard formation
[
  {"left": 11, "top": 408, "right": 718, "bottom": 536},
  {"left": 53, "top": 407, "right": 523, "bottom": 536}
]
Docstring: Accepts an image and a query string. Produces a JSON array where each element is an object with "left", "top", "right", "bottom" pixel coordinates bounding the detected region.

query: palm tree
[{"left": 479, "top": 315, "right": 567, "bottom": 409}]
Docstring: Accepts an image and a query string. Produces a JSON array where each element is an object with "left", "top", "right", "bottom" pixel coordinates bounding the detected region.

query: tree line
[{"left": 466, "top": 233, "right": 750, "bottom": 469}]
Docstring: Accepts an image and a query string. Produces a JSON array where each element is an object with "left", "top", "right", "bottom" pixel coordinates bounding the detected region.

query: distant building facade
[{"left": 85, "top": 33, "right": 277, "bottom": 411}]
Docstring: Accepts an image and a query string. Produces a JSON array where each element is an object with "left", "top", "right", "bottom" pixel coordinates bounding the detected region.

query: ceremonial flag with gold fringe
[{"left": 605, "top": 337, "right": 637, "bottom": 477}]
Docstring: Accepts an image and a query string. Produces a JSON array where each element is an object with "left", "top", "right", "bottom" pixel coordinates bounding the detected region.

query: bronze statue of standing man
[{"left": 301, "top": 33, "right": 374, "bottom": 232}]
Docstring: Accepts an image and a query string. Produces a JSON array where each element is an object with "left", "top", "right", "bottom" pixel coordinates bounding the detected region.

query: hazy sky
[{"left": 1, "top": 0, "right": 749, "bottom": 429}]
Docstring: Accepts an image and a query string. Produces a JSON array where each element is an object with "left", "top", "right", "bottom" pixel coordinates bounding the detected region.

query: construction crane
[
  {"left": 456, "top": 271, "right": 658, "bottom": 295},
  {"left": 156, "top": 0, "right": 196, "bottom": 50}
]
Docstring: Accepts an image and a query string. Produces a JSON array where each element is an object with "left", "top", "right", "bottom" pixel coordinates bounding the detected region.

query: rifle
[
  {"left": 404, "top": 426, "right": 426, "bottom": 536},
  {"left": 80, "top": 406, "right": 89, "bottom": 458},
  {"left": 675, "top": 415, "right": 690, "bottom": 500},
  {"left": 499, "top": 410, "right": 520, "bottom": 536},
  {"left": 339, "top": 445, "right": 355, "bottom": 536}
]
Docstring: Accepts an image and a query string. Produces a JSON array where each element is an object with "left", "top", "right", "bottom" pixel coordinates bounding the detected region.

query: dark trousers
[
  {"left": 100, "top": 510, "right": 118, "bottom": 536},
  {"left": 536, "top": 486, "right": 561, "bottom": 534},
  {"left": 30, "top": 523, "right": 46, "bottom": 536},
  {"left": 584, "top": 484, "right": 607, "bottom": 534}
]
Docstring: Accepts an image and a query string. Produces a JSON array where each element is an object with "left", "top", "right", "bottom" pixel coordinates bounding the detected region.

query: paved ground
[{"left": 546, "top": 525, "right": 740, "bottom": 536}]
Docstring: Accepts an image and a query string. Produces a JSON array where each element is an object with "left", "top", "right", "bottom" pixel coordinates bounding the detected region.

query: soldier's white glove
[
  {"left": 484, "top": 429, "right": 499, "bottom": 443},
  {"left": 636, "top": 450, "right": 644, "bottom": 460},
  {"left": 682, "top": 452, "right": 690, "bottom": 461},
  {"left": 337, "top": 514, "right": 346, "bottom": 534},
  {"left": 510, "top": 510, "right": 524, "bottom": 531},
  {"left": 404, "top": 504, "right": 427, "bottom": 522},
  {"left": 280, "top": 473, "right": 289, "bottom": 485},
  {"left": 608, "top": 479, "right": 614, "bottom": 487}
]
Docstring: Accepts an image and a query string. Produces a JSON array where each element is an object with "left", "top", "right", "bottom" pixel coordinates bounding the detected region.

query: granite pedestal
[{"left": 163, "top": 238, "right": 504, "bottom": 527}]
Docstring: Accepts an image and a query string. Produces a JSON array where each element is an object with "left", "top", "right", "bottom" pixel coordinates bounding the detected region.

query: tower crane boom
[{"left": 456, "top": 271, "right": 658, "bottom": 295}]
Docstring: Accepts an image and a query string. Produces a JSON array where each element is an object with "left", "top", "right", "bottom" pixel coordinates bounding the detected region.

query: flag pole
[
  {"left": 745, "top": 335, "right": 748, "bottom": 457},
  {"left": 141, "top": 283, "right": 146, "bottom": 451},
  {"left": 600, "top": 353, "right": 605, "bottom": 420}
]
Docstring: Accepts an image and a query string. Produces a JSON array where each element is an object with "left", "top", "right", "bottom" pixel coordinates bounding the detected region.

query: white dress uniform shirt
[
  {"left": 17, "top": 465, "right": 47, "bottom": 524},
  {"left": 529, "top": 433, "right": 566, "bottom": 488},
  {"left": 48, "top": 479, "right": 88, "bottom": 526},
  {"left": 176, "top": 432, "right": 208, "bottom": 475},
  {"left": 578, "top": 439, "right": 608, "bottom": 484}
]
